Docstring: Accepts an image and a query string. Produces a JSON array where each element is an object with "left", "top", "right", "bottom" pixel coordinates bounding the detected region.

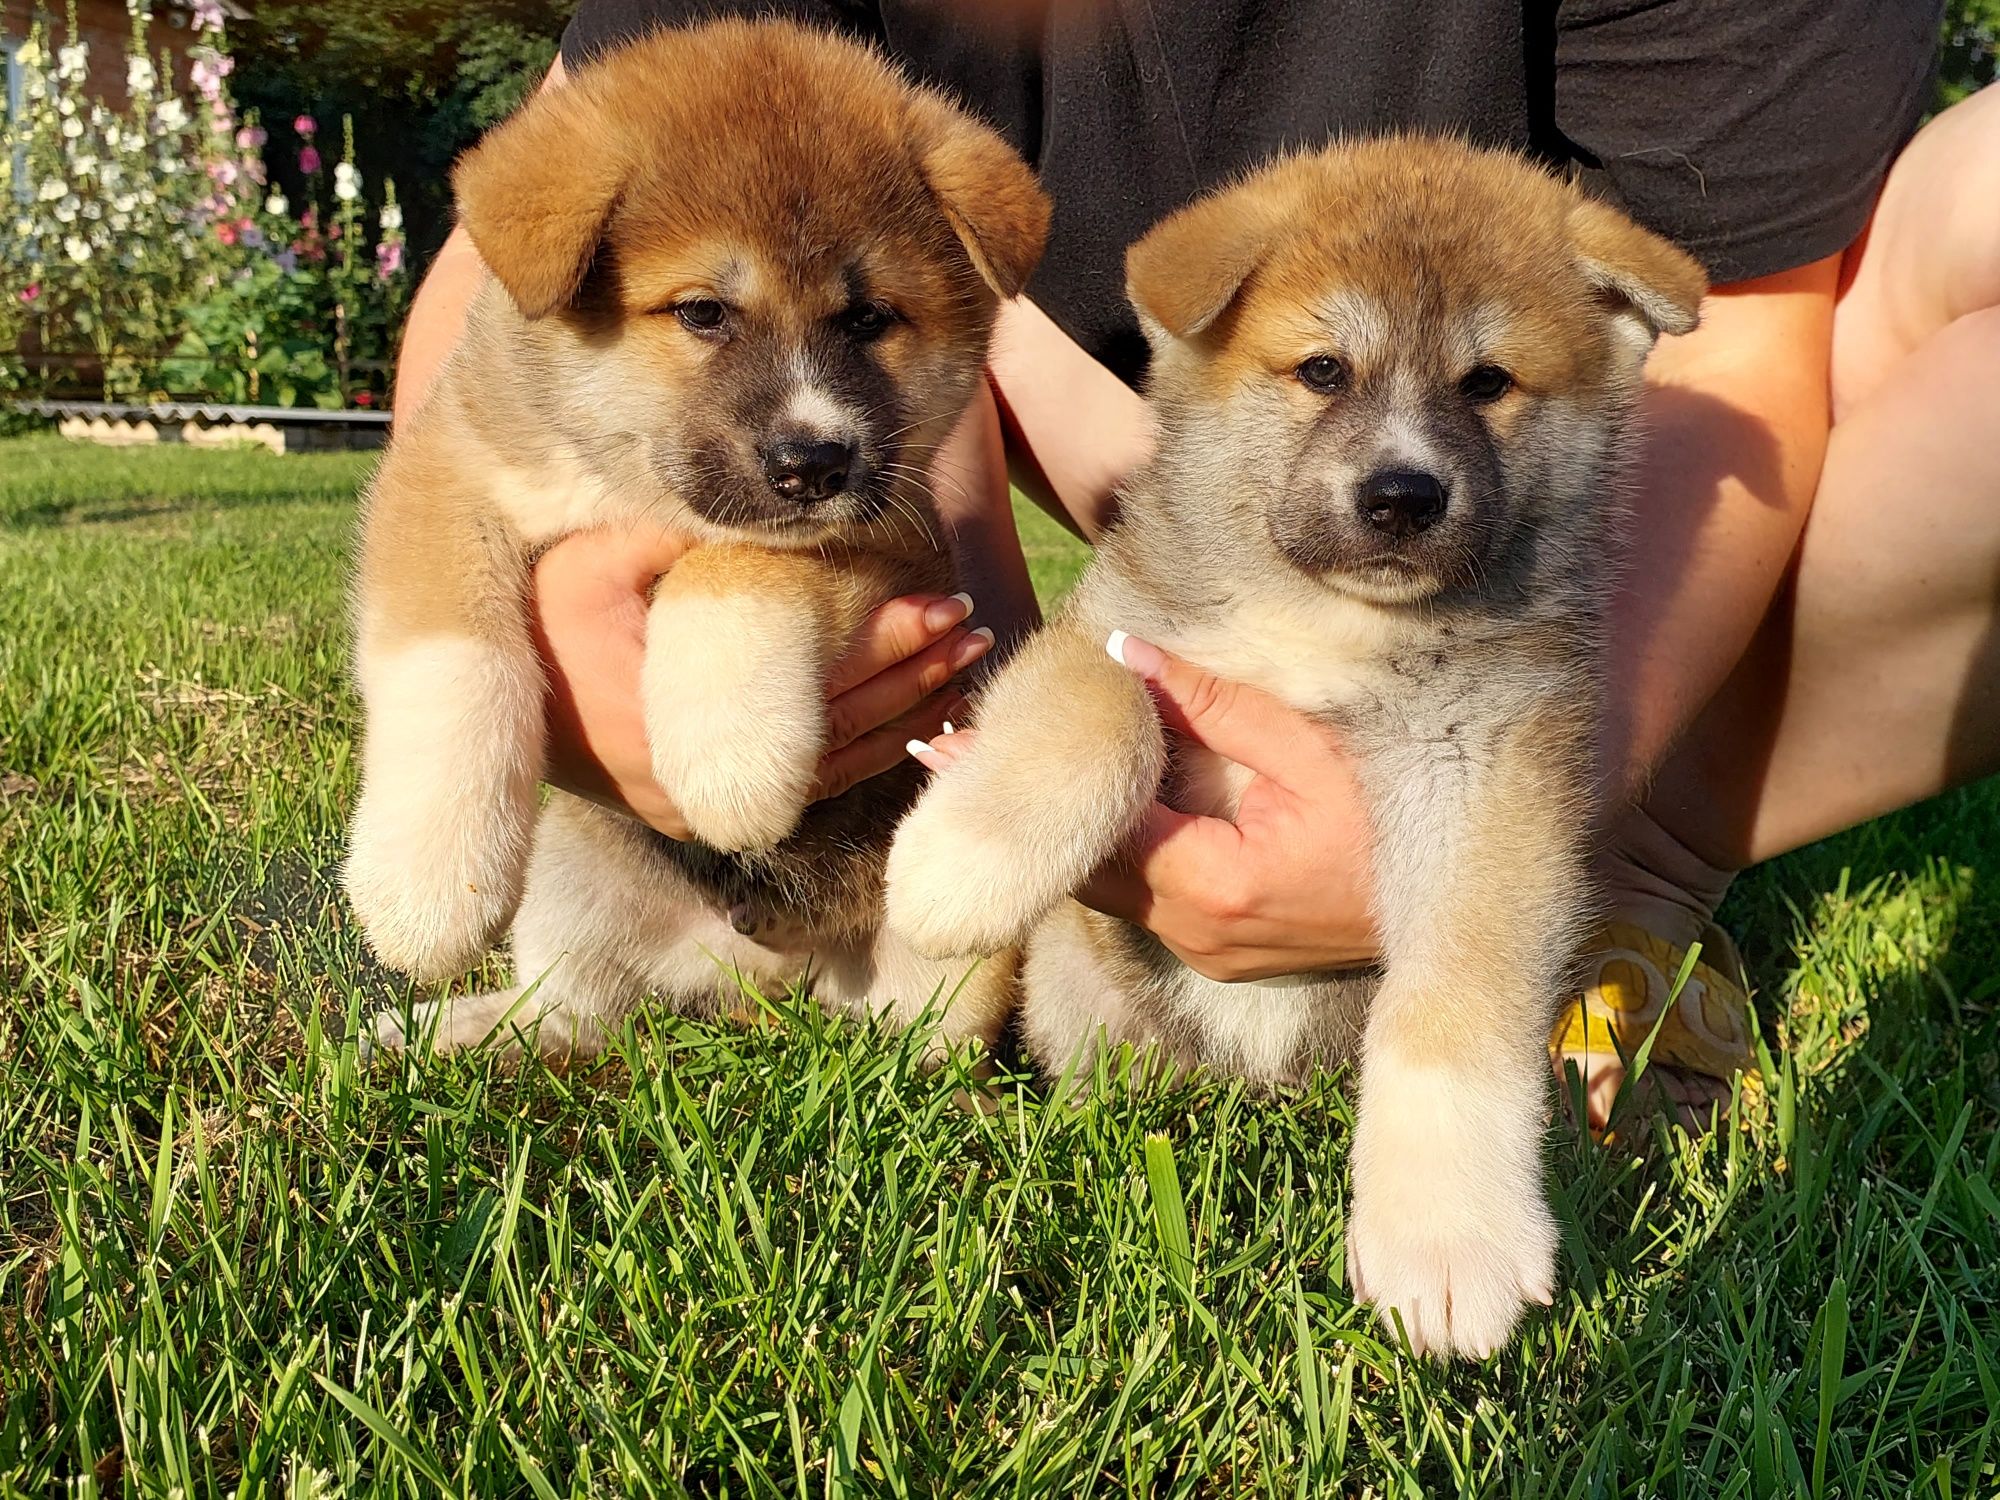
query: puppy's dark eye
[
  {"left": 673, "top": 298, "right": 728, "bottom": 333},
  {"left": 1296, "top": 355, "right": 1349, "bottom": 394},
  {"left": 1459, "top": 364, "right": 1513, "bottom": 403},
  {"left": 840, "top": 301, "right": 898, "bottom": 342}
]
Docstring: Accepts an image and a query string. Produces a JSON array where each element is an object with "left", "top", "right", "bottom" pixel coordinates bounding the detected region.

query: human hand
[
  {"left": 534, "top": 525, "right": 993, "bottom": 839},
  {"left": 908, "top": 633, "right": 1379, "bottom": 979}
]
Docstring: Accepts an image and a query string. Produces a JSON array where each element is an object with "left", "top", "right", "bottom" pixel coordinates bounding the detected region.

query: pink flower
[
  {"left": 236, "top": 124, "right": 267, "bottom": 151},
  {"left": 293, "top": 114, "right": 317, "bottom": 137},
  {"left": 216, "top": 220, "right": 239, "bottom": 246},
  {"left": 19, "top": 284, "right": 39, "bottom": 304},
  {"left": 190, "top": 52, "right": 233, "bottom": 101},
  {"left": 298, "top": 145, "right": 321, "bottom": 174},
  {"left": 192, "top": 0, "right": 226, "bottom": 33},
  {"left": 375, "top": 241, "right": 403, "bottom": 279},
  {"left": 353, "top": 391, "right": 375, "bottom": 408},
  {"left": 208, "top": 158, "right": 239, "bottom": 188}
]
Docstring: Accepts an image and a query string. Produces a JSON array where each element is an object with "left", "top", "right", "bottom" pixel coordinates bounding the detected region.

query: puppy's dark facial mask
[
  {"left": 1127, "top": 139, "right": 1705, "bottom": 604},
  {"left": 452, "top": 20, "right": 1048, "bottom": 543}
]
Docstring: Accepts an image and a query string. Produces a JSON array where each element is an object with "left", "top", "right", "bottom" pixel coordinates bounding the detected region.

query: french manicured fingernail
[
  {"left": 950, "top": 625, "right": 994, "bottom": 669},
  {"left": 905, "top": 738, "right": 934, "bottom": 759},
  {"left": 905, "top": 738, "right": 948, "bottom": 771},
  {"left": 926, "top": 592, "right": 975, "bottom": 632},
  {"left": 942, "top": 720, "right": 956, "bottom": 734},
  {"left": 1105, "top": 628, "right": 1164, "bottom": 677}
]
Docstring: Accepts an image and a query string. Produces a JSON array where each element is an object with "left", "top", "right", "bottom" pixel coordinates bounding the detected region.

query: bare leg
[{"left": 1586, "top": 85, "right": 2000, "bottom": 1125}]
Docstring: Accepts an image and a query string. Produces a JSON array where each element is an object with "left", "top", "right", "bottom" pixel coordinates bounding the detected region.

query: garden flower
[
  {"left": 209, "top": 159, "right": 239, "bottom": 188},
  {"left": 216, "top": 220, "right": 238, "bottom": 246},
  {"left": 192, "top": 0, "right": 226, "bottom": 32},
  {"left": 65, "top": 235, "right": 91, "bottom": 263},
  {"left": 52, "top": 198, "right": 77, "bottom": 224},
  {"left": 127, "top": 56, "right": 155, "bottom": 95},
  {"left": 56, "top": 43, "right": 87, "bottom": 82},
  {"left": 236, "top": 124, "right": 267, "bottom": 151},
  {"left": 60, "top": 117, "right": 82, "bottom": 140},
  {"left": 37, "top": 179, "right": 66, "bottom": 202},
  {"left": 156, "top": 98, "right": 188, "bottom": 130},
  {"left": 273, "top": 249, "right": 298, "bottom": 273},
  {"left": 294, "top": 114, "right": 317, "bottom": 137},
  {"left": 333, "top": 162, "right": 360, "bottom": 201},
  {"left": 299, "top": 146, "right": 321, "bottom": 174},
  {"left": 20, "top": 284, "right": 39, "bottom": 304},
  {"left": 375, "top": 241, "right": 403, "bottom": 278},
  {"left": 266, "top": 190, "right": 289, "bottom": 216},
  {"left": 380, "top": 203, "right": 403, "bottom": 232}
]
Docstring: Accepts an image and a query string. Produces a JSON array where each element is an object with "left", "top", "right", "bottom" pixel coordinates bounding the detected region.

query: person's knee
[{"left": 1904, "top": 85, "right": 2000, "bottom": 317}]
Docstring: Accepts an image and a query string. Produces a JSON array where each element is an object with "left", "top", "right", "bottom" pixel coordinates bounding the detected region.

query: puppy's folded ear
[
  {"left": 1125, "top": 188, "right": 1285, "bottom": 340},
  {"left": 453, "top": 85, "right": 627, "bottom": 319},
  {"left": 1567, "top": 196, "right": 1707, "bottom": 341},
  {"left": 910, "top": 93, "right": 1049, "bottom": 299}
]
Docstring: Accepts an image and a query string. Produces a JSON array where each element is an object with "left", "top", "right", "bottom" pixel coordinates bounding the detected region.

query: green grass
[{"left": 1, "top": 431, "right": 1996, "bottom": 1496}]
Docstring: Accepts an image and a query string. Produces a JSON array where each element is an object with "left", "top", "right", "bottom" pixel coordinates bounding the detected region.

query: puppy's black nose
[
  {"left": 1358, "top": 469, "right": 1448, "bottom": 539},
  {"left": 762, "top": 438, "right": 853, "bottom": 503}
]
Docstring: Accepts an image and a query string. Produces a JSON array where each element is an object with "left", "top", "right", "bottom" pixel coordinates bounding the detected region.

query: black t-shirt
[{"left": 562, "top": 0, "right": 1939, "bottom": 385}]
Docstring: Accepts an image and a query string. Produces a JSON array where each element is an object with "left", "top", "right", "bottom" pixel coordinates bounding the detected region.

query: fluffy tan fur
[
  {"left": 346, "top": 20, "right": 1046, "bottom": 1059},
  {"left": 887, "top": 136, "right": 1705, "bottom": 1358}
]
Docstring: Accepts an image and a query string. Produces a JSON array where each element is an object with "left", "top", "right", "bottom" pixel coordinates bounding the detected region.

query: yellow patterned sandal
[{"left": 1551, "top": 919, "right": 1762, "bottom": 1127}]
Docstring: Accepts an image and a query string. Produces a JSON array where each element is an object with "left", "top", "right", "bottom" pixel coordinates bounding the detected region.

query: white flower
[
  {"left": 155, "top": 98, "right": 188, "bottom": 131},
  {"left": 38, "top": 179, "right": 66, "bottom": 202},
  {"left": 52, "top": 198, "right": 77, "bottom": 224},
  {"left": 379, "top": 203, "right": 402, "bottom": 231},
  {"left": 113, "top": 192, "right": 138, "bottom": 214},
  {"left": 71, "top": 154, "right": 98, "bottom": 178},
  {"left": 61, "top": 116, "right": 83, "bottom": 140},
  {"left": 58, "top": 95, "right": 76, "bottom": 117},
  {"left": 127, "top": 56, "right": 156, "bottom": 95},
  {"left": 65, "top": 235, "right": 91, "bottom": 263},
  {"left": 56, "top": 43, "right": 87, "bottom": 81},
  {"left": 333, "top": 161, "right": 361, "bottom": 202},
  {"left": 15, "top": 37, "right": 40, "bottom": 67},
  {"left": 265, "top": 190, "right": 289, "bottom": 217}
]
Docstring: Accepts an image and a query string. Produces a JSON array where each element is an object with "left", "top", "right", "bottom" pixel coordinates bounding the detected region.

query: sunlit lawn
[{"left": 1, "top": 433, "right": 1995, "bottom": 1495}]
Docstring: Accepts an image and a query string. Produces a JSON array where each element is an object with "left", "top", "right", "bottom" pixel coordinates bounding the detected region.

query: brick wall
[{"left": 1, "top": 0, "right": 206, "bottom": 109}]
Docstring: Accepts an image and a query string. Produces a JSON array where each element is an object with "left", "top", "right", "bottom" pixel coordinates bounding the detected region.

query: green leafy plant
[{"left": 1, "top": 4, "right": 409, "bottom": 407}]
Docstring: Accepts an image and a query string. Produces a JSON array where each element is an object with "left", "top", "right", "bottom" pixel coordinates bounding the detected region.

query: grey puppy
[{"left": 884, "top": 136, "right": 1705, "bottom": 1358}]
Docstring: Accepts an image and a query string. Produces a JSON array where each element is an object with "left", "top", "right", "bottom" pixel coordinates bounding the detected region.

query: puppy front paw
[
  {"left": 1345, "top": 1051, "right": 1557, "bottom": 1360},
  {"left": 344, "top": 788, "right": 524, "bottom": 980},
  {"left": 885, "top": 763, "right": 1069, "bottom": 958},
  {"left": 643, "top": 591, "right": 825, "bottom": 853},
  {"left": 650, "top": 714, "right": 820, "bottom": 853}
]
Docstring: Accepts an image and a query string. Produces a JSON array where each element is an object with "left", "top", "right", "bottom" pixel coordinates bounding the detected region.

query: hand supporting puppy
[
  {"left": 908, "top": 634, "right": 1382, "bottom": 978},
  {"left": 534, "top": 524, "right": 993, "bottom": 841}
]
